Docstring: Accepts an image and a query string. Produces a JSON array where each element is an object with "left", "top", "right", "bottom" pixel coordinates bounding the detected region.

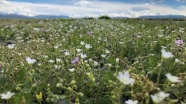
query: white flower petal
[
  {"left": 69, "top": 68, "right": 76, "bottom": 72},
  {"left": 125, "top": 99, "right": 138, "bottom": 104},
  {"left": 26, "top": 57, "right": 36, "bottom": 64},
  {"left": 7, "top": 44, "right": 15, "bottom": 49},
  {"left": 165, "top": 73, "right": 182, "bottom": 83},
  {"left": 1, "top": 92, "right": 15, "bottom": 100},
  {"left": 117, "top": 71, "right": 135, "bottom": 85},
  {"left": 161, "top": 49, "right": 173, "bottom": 59},
  {"left": 151, "top": 92, "right": 169, "bottom": 103}
]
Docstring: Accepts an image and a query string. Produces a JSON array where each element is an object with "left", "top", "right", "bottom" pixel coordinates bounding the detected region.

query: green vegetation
[
  {"left": 98, "top": 15, "right": 111, "bottom": 19},
  {"left": 0, "top": 18, "right": 186, "bottom": 104}
]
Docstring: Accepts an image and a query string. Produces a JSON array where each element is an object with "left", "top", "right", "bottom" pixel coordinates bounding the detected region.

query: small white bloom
[
  {"left": 175, "top": 59, "right": 180, "bottom": 63},
  {"left": 161, "top": 49, "right": 173, "bottom": 59},
  {"left": 64, "top": 52, "right": 70, "bottom": 56},
  {"left": 80, "top": 41, "right": 85, "bottom": 45},
  {"left": 80, "top": 53, "right": 87, "bottom": 59},
  {"left": 48, "top": 60, "right": 55, "bottom": 63},
  {"left": 84, "top": 60, "right": 88, "bottom": 63},
  {"left": 116, "top": 58, "right": 119, "bottom": 63},
  {"left": 107, "top": 63, "right": 112, "bottom": 67},
  {"left": 94, "top": 61, "right": 98, "bottom": 66},
  {"left": 101, "top": 54, "right": 106, "bottom": 58},
  {"left": 38, "top": 63, "right": 41, "bottom": 66},
  {"left": 54, "top": 46, "right": 58, "bottom": 49},
  {"left": 85, "top": 44, "right": 92, "bottom": 49},
  {"left": 98, "top": 37, "right": 101, "bottom": 40},
  {"left": 1, "top": 92, "right": 15, "bottom": 100},
  {"left": 125, "top": 99, "right": 138, "bottom": 104},
  {"left": 33, "top": 28, "right": 40, "bottom": 31},
  {"left": 165, "top": 73, "right": 182, "bottom": 83},
  {"left": 158, "top": 34, "right": 164, "bottom": 37},
  {"left": 41, "top": 40, "right": 45, "bottom": 42},
  {"left": 42, "top": 55, "right": 48, "bottom": 58},
  {"left": 151, "top": 91, "right": 169, "bottom": 103},
  {"left": 119, "top": 42, "right": 124, "bottom": 44},
  {"left": 54, "top": 65, "right": 61, "bottom": 69},
  {"left": 89, "top": 58, "right": 92, "bottom": 62},
  {"left": 56, "top": 58, "right": 62, "bottom": 62},
  {"left": 69, "top": 68, "right": 76, "bottom": 72},
  {"left": 76, "top": 48, "right": 82, "bottom": 52},
  {"left": 117, "top": 71, "right": 135, "bottom": 85},
  {"left": 26, "top": 57, "right": 36, "bottom": 64},
  {"left": 7, "top": 44, "right": 15, "bottom": 49},
  {"left": 105, "top": 49, "right": 110, "bottom": 54}
]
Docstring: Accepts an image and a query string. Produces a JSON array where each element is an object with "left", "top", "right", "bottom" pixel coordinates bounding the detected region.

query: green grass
[{"left": 0, "top": 18, "right": 186, "bottom": 104}]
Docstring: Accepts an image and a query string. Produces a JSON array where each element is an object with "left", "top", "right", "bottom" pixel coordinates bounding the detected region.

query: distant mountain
[
  {"left": 1, "top": 13, "right": 186, "bottom": 19},
  {"left": 111, "top": 16, "right": 129, "bottom": 19},
  {"left": 138, "top": 15, "right": 186, "bottom": 18},
  {"left": 0, "top": 13, "right": 29, "bottom": 18},
  {"left": 0, "top": 13, "right": 69, "bottom": 19},
  {"left": 34, "top": 15, "right": 69, "bottom": 18}
]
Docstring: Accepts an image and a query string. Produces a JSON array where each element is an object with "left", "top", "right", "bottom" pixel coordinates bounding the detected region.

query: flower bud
[
  {"left": 108, "top": 80, "right": 113, "bottom": 84},
  {"left": 59, "top": 79, "right": 63, "bottom": 83},
  {"left": 17, "top": 84, "right": 23, "bottom": 87},
  {"left": 67, "top": 87, "right": 72, "bottom": 92},
  {"left": 75, "top": 98, "right": 79, "bottom": 104},
  {"left": 86, "top": 64, "right": 90, "bottom": 67},
  {"left": 116, "top": 58, "right": 119, "bottom": 64},
  {"left": 88, "top": 67, "right": 91, "bottom": 70},
  {"left": 36, "top": 92, "right": 42, "bottom": 102},
  {"left": 47, "top": 84, "right": 51, "bottom": 87},
  {"left": 171, "top": 84, "right": 175, "bottom": 87},
  {"left": 145, "top": 93, "right": 149, "bottom": 99},
  {"left": 46, "top": 98, "right": 50, "bottom": 102},
  {"left": 16, "top": 87, "right": 21, "bottom": 91},
  {"left": 111, "top": 95, "right": 116, "bottom": 100},
  {"left": 32, "top": 84, "right": 37, "bottom": 88},
  {"left": 113, "top": 73, "right": 117, "bottom": 77},
  {"left": 170, "top": 100, "right": 178, "bottom": 103},
  {"left": 70, "top": 80, "right": 76, "bottom": 85},
  {"left": 77, "top": 92, "right": 83, "bottom": 97},
  {"left": 20, "top": 96, "right": 26, "bottom": 104},
  {"left": 56, "top": 83, "right": 63, "bottom": 88}
]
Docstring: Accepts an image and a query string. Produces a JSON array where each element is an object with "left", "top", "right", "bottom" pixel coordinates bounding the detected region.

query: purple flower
[
  {"left": 87, "top": 31, "right": 91, "bottom": 35},
  {"left": 175, "top": 39, "right": 185, "bottom": 47},
  {"left": 71, "top": 57, "right": 79, "bottom": 64}
]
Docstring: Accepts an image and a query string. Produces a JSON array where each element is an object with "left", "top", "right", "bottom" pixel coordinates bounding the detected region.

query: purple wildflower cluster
[
  {"left": 175, "top": 39, "right": 184, "bottom": 47},
  {"left": 71, "top": 57, "right": 79, "bottom": 64}
]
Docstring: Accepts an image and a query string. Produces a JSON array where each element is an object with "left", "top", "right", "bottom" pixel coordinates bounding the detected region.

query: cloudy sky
[{"left": 0, "top": 0, "right": 186, "bottom": 17}]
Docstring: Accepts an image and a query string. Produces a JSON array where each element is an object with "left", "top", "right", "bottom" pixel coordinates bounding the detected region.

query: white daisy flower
[
  {"left": 161, "top": 49, "right": 173, "bottom": 59},
  {"left": 69, "top": 68, "right": 76, "bottom": 72},
  {"left": 1, "top": 92, "right": 15, "bottom": 100},
  {"left": 117, "top": 71, "right": 135, "bottom": 85},
  {"left": 165, "top": 73, "right": 182, "bottom": 83},
  {"left": 26, "top": 57, "right": 36, "bottom": 64},
  {"left": 151, "top": 92, "right": 169, "bottom": 103}
]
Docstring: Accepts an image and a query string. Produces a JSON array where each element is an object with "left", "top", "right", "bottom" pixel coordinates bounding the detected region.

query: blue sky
[{"left": 0, "top": 0, "right": 186, "bottom": 17}]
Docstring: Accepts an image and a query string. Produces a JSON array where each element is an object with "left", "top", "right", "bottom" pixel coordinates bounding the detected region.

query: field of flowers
[{"left": 0, "top": 18, "right": 186, "bottom": 104}]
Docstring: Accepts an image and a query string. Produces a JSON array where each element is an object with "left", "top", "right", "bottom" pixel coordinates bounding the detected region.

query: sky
[{"left": 0, "top": 0, "right": 186, "bottom": 17}]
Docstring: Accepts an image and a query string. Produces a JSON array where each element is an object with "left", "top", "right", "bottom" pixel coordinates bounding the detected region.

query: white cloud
[
  {"left": 75, "top": 0, "right": 92, "bottom": 5},
  {"left": 176, "top": 0, "right": 186, "bottom": 2},
  {"left": 0, "top": 0, "right": 186, "bottom": 17}
]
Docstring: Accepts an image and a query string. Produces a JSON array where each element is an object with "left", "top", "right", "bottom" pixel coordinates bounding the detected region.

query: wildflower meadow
[{"left": 0, "top": 18, "right": 186, "bottom": 104}]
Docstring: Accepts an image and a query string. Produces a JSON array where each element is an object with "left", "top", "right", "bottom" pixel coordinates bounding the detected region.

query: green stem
[
  {"left": 157, "top": 60, "right": 163, "bottom": 87},
  {"left": 157, "top": 68, "right": 161, "bottom": 87}
]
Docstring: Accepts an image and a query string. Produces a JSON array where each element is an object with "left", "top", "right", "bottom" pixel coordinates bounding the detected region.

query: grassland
[{"left": 0, "top": 18, "right": 186, "bottom": 104}]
